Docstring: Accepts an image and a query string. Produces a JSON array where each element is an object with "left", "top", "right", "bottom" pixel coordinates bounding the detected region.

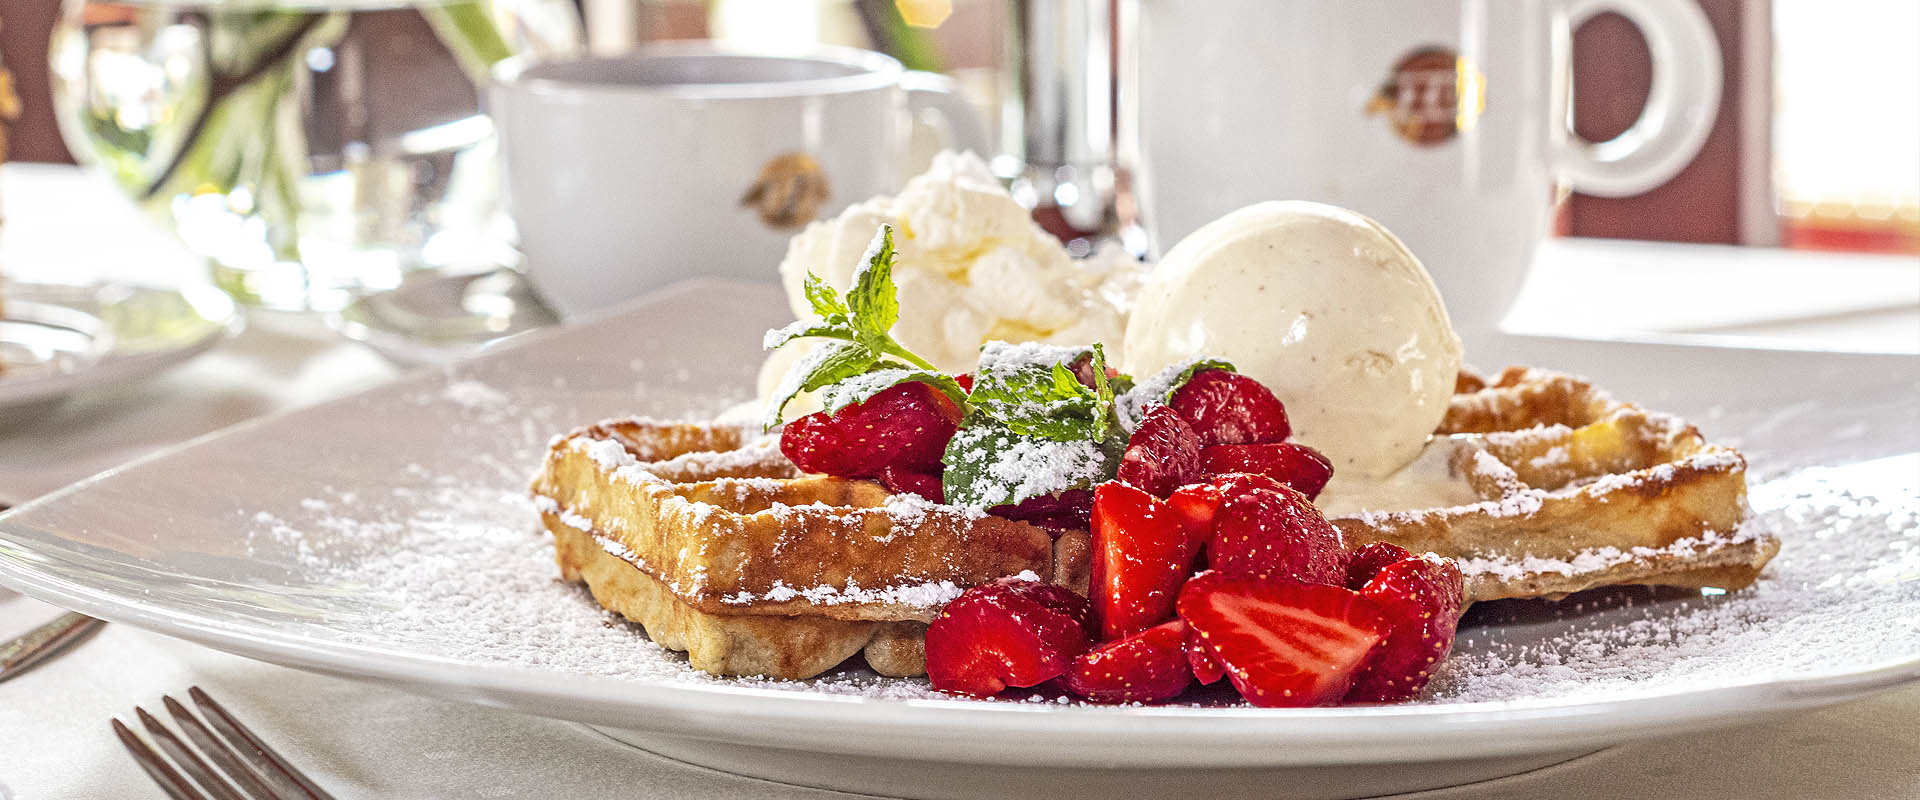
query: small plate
[
  {"left": 327, "top": 268, "right": 559, "bottom": 367},
  {"left": 0, "top": 281, "right": 1914, "bottom": 800},
  {"left": 0, "top": 282, "right": 240, "bottom": 414}
]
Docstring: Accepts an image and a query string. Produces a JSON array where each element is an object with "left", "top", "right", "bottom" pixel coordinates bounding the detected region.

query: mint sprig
[
  {"left": 941, "top": 342, "right": 1127, "bottom": 508},
  {"left": 762, "top": 225, "right": 964, "bottom": 428}
]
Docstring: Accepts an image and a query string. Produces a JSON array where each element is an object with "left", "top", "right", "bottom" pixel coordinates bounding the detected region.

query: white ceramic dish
[
  {"left": 0, "top": 281, "right": 1914, "bottom": 800},
  {"left": 0, "top": 281, "right": 240, "bottom": 415}
]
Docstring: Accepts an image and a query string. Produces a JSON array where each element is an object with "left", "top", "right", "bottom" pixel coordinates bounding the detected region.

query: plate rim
[{"left": 0, "top": 281, "right": 242, "bottom": 407}]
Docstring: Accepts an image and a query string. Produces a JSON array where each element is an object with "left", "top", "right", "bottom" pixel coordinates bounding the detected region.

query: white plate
[
  {"left": 0, "top": 281, "right": 1915, "bottom": 800},
  {"left": 0, "top": 281, "right": 241, "bottom": 414}
]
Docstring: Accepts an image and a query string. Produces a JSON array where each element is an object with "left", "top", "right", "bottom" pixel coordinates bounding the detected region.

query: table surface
[{"left": 2, "top": 163, "right": 1917, "bottom": 799}]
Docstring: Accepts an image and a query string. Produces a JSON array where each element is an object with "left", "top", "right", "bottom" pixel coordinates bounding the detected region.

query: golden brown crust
[
  {"left": 1338, "top": 367, "right": 1776, "bottom": 604},
  {"left": 530, "top": 419, "right": 1053, "bottom": 623}
]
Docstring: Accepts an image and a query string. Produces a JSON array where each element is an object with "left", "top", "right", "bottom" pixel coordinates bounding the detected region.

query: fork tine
[
  {"left": 189, "top": 687, "right": 339, "bottom": 800},
  {"left": 113, "top": 717, "right": 212, "bottom": 800},
  {"left": 166, "top": 694, "right": 285, "bottom": 800},
  {"left": 138, "top": 707, "right": 250, "bottom": 800}
]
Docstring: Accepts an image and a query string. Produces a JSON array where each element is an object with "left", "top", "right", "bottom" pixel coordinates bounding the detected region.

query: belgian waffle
[
  {"left": 529, "top": 418, "right": 1070, "bottom": 679},
  {"left": 1331, "top": 367, "right": 1777, "bottom": 604}
]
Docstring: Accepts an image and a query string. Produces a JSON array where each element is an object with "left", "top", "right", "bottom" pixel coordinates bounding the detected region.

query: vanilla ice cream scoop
[
  {"left": 774, "top": 151, "right": 1131, "bottom": 376},
  {"left": 1122, "top": 201, "right": 1463, "bottom": 478}
]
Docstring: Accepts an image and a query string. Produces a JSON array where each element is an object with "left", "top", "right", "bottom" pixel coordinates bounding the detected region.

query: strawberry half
[
  {"left": 1089, "top": 481, "right": 1205, "bottom": 639},
  {"left": 1064, "top": 620, "right": 1194, "bottom": 704},
  {"left": 925, "top": 577, "right": 1093, "bottom": 698},
  {"left": 1184, "top": 623, "right": 1227, "bottom": 685},
  {"left": 990, "top": 488, "right": 1095, "bottom": 535},
  {"left": 1208, "top": 485, "right": 1348, "bottom": 586},
  {"left": 1118, "top": 406, "right": 1205, "bottom": 498},
  {"left": 1344, "top": 541, "right": 1414, "bottom": 590},
  {"left": 1169, "top": 370, "right": 1292, "bottom": 447},
  {"left": 1177, "top": 571, "right": 1388, "bottom": 707},
  {"left": 1198, "top": 442, "right": 1334, "bottom": 500},
  {"left": 780, "top": 381, "right": 962, "bottom": 478},
  {"left": 879, "top": 466, "right": 945, "bottom": 503},
  {"left": 1166, "top": 472, "right": 1289, "bottom": 543},
  {"left": 1345, "top": 556, "right": 1466, "bottom": 703}
]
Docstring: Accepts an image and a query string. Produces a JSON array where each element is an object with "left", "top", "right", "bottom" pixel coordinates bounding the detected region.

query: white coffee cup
[
  {"left": 491, "top": 43, "right": 988, "bottom": 317},
  {"left": 1128, "top": 0, "right": 1721, "bottom": 346}
]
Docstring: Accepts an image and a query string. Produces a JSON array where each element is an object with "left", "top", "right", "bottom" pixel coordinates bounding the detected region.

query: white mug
[
  {"left": 491, "top": 43, "right": 989, "bottom": 317},
  {"left": 1128, "top": 0, "right": 1721, "bottom": 346}
]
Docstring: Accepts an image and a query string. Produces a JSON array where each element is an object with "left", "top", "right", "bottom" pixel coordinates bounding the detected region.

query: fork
[{"left": 112, "top": 687, "right": 338, "bottom": 800}]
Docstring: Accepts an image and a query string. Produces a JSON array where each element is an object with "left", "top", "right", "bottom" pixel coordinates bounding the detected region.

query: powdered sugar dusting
[{"left": 246, "top": 370, "right": 1919, "bottom": 707}]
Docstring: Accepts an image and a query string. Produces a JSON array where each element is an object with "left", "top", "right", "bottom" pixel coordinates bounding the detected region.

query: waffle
[
  {"left": 529, "top": 418, "right": 1061, "bottom": 679},
  {"left": 1330, "top": 367, "right": 1777, "bottom": 604}
]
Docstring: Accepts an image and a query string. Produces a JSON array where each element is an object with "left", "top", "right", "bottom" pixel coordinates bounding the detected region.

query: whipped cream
[{"left": 759, "top": 151, "right": 1136, "bottom": 418}]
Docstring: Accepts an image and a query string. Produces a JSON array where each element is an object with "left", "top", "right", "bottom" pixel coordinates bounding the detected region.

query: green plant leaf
[
  {"left": 846, "top": 225, "right": 902, "bottom": 351},
  {"left": 803, "top": 271, "right": 851, "bottom": 320},
  {"left": 940, "top": 423, "right": 1109, "bottom": 509},
  {"left": 763, "top": 341, "right": 879, "bottom": 429},
  {"left": 964, "top": 342, "right": 1113, "bottom": 442}
]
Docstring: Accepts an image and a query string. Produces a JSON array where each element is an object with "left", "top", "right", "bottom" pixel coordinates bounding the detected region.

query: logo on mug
[
  {"left": 1365, "top": 46, "right": 1486, "bottom": 147},
  {"left": 741, "top": 152, "right": 832, "bottom": 230}
]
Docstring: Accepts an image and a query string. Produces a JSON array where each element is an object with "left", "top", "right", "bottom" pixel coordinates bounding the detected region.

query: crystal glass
[{"left": 50, "top": 0, "right": 581, "bottom": 311}]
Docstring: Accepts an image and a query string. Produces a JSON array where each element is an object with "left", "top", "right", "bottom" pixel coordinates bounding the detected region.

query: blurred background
[{"left": 5, "top": 0, "right": 1915, "bottom": 253}]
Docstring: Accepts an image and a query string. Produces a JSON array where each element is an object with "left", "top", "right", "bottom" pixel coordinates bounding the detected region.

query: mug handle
[
  {"left": 899, "top": 70, "right": 993, "bottom": 158},
  {"left": 1553, "top": 0, "right": 1723, "bottom": 197}
]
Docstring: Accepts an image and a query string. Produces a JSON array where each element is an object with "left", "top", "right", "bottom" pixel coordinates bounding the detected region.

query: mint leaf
[
  {"left": 941, "top": 423, "right": 1110, "bottom": 508},
  {"left": 803, "top": 271, "right": 850, "bottom": 320},
  {"left": 818, "top": 368, "right": 967, "bottom": 416},
  {"left": 762, "top": 318, "right": 850, "bottom": 351},
  {"left": 846, "top": 226, "right": 901, "bottom": 350},
  {"left": 764, "top": 341, "right": 878, "bottom": 428},
  {"left": 1115, "top": 357, "right": 1236, "bottom": 430},
  {"left": 965, "top": 342, "right": 1113, "bottom": 442}
]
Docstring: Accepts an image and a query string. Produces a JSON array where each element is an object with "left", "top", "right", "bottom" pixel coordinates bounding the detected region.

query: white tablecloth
[{"left": 2, "top": 163, "right": 1917, "bottom": 799}]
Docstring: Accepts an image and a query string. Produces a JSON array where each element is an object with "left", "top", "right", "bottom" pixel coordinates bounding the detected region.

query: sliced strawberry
[
  {"left": 1184, "top": 623, "right": 1227, "bottom": 685},
  {"left": 955, "top": 373, "right": 975, "bottom": 393},
  {"left": 1168, "top": 370, "right": 1292, "bottom": 446},
  {"left": 1089, "top": 481, "right": 1205, "bottom": 640},
  {"left": 780, "top": 381, "right": 962, "bottom": 479},
  {"left": 1209, "top": 485, "right": 1347, "bottom": 586},
  {"left": 1198, "top": 442, "right": 1334, "bottom": 500},
  {"left": 989, "top": 488, "right": 1095, "bottom": 534},
  {"left": 1346, "top": 556, "right": 1466, "bottom": 703},
  {"left": 879, "top": 466, "right": 945, "bottom": 503},
  {"left": 1344, "top": 541, "right": 1413, "bottom": 590},
  {"left": 1118, "top": 406, "right": 1205, "bottom": 498},
  {"left": 1064, "top": 620, "right": 1194, "bottom": 704},
  {"left": 925, "top": 577, "right": 1093, "bottom": 698},
  {"left": 1166, "top": 472, "right": 1289, "bottom": 543},
  {"left": 1177, "top": 571, "right": 1388, "bottom": 707}
]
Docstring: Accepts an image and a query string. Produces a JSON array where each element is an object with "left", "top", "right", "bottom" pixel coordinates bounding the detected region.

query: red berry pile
[{"left": 924, "top": 369, "right": 1466, "bottom": 707}]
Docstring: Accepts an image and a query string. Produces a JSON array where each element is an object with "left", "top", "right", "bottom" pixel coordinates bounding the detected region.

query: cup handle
[
  {"left": 900, "top": 70, "right": 993, "bottom": 158},
  {"left": 1553, "top": 0, "right": 1723, "bottom": 197}
]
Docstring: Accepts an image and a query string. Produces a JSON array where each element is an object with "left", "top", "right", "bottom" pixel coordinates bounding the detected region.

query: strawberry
[
  {"left": 1169, "top": 370, "right": 1292, "bottom": 446},
  {"left": 955, "top": 373, "right": 974, "bottom": 393},
  {"left": 1208, "top": 485, "right": 1347, "bottom": 586},
  {"left": 780, "top": 381, "right": 962, "bottom": 479},
  {"left": 1184, "top": 623, "right": 1227, "bottom": 685},
  {"left": 925, "top": 576, "right": 1093, "bottom": 698},
  {"left": 1177, "top": 571, "right": 1388, "bottom": 707},
  {"left": 1344, "top": 541, "right": 1413, "bottom": 590},
  {"left": 1198, "top": 442, "right": 1334, "bottom": 500},
  {"left": 1117, "top": 406, "right": 1205, "bottom": 498},
  {"left": 1345, "top": 556, "right": 1465, "bottom": 703},
  {"left": 990, "top": 488, "right": 1095, "bottom": 534},
  {"left": 1089, "top": 481, "right": 1206, "bottom": 639},
  {"left": 1166, "top": 473, "right": 1289, "bottom": 543},
  {"left": 879, "top": 466, "right": 945, "bottom": 503},
  {"left": 1064, "top": 620, "right": 1194, "bottom": 704}
]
